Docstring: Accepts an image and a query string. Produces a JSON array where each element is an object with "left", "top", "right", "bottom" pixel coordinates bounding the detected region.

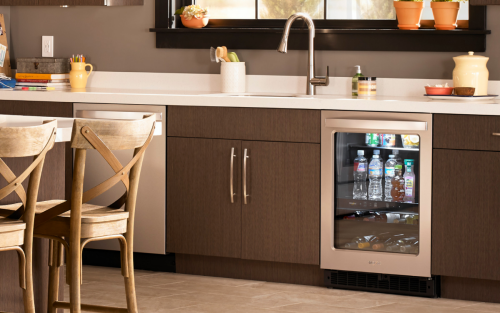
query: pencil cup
[
  {"left": 221, "top": 62, "right": 246, "bottom": 93},
  {"left": 70, "top": 62, "right": 93, "bottom": 89}
]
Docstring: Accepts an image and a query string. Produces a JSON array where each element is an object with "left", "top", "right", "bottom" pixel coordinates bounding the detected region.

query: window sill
[{"left": 149, "top": 28, "right": 491, "bottom": 52}]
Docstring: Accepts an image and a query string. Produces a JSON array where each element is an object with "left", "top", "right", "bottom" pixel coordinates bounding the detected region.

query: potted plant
[
  {"left": 393, "top": 0, "right": 424, "bottom": 30},
  {"left": 175, "top": 5, "right": 209, "bottom": 29},
  {"left": 431, "top": 0, "right": 465, "bottom": 30}
]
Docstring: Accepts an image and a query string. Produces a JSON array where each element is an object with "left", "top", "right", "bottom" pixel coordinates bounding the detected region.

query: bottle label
[
  {"left": 381, "top": 134, "right": 396, "bottom": 147},
  {"left": 405, "top": 178, "right": 414, "bottom": 196},
  {"left": 385, "top": 167, "right": 395, "bottom": 177},
  {"left": 367, "top": 133, "right": 380, "bottom": 146},
  {"left": 354, "top": 162, "right": 366, "bottom": 172},
  {"left": 369, "top": 168, "right": 382, "bottom": 176}
]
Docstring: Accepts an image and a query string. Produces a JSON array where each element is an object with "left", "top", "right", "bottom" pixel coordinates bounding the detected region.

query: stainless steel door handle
[
  {"left": 230, "top": 147, "right": 236, "bottom": 203},
  {"left": 243, "top": 148, "right": 249, "bottom": 205},
  {"left": 325, "top": 119, "right": 427, "bottom": 131}
]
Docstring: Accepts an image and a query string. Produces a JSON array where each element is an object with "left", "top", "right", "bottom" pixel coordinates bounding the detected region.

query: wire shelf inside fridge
[{"left": 349, "top": 144, "right": 420, "bottom": 151}]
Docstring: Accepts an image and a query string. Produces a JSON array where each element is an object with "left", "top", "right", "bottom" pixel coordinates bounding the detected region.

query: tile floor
[{"left": 65, "top": 266, "right": 500, "bottom": 313}]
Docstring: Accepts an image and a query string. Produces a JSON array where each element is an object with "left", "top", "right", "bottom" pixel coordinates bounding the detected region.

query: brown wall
[{"left": 4, "top": 2, "right": 500, "bottom": 79}]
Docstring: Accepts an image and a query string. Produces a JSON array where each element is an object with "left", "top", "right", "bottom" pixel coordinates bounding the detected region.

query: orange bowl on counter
[{"left": 425, "top": 86, "right": 454, "bottom": 95}]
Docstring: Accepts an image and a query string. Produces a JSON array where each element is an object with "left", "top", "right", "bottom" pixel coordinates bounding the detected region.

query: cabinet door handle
[
  {"left": 243, "top": 148, "right": 249, "bottom": 205},
  {"left": 230, "top": 147, "right": 236, "bottom": 203},
  {"left": 493, "top": 133, "right": 500, "bottom": 136}
]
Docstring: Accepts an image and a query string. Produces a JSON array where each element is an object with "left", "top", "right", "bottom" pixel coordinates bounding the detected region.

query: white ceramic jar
[
  {"left": 452, "top": 51, "right": 489, "bottom": 96},
  {"left": 221, "top": 62, "right": 246, "bottom": 93}
]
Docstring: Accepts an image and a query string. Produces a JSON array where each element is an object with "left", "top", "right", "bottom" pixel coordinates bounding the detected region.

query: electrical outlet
[{"left": 42, "top": 36, "right": 54, "bottom": 58}]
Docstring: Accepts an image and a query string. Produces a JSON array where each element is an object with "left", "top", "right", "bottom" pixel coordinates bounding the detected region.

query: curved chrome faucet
[{"left": 278, "top": 12, "right": 329, "bottom": 96}]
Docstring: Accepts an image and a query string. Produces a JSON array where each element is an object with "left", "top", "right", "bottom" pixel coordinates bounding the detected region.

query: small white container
[{"left": 221, "top": 62, "right": 246, "bottom": 93}]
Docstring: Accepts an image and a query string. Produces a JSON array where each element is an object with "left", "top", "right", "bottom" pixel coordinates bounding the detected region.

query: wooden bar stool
[
  {"left": 0, "top": 120, "right": 57, "bottom": 313},
  {"left": 32, "top": 114, "right": 156, "bottom": 313}
]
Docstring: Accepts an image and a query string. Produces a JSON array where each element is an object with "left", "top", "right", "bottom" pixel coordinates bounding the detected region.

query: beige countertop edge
[
  {"left": 0, "top": 114, "right": 163, "bottom": 143},
  {"left": 0, "top": 88, "right": 499, "bottom": 116}
]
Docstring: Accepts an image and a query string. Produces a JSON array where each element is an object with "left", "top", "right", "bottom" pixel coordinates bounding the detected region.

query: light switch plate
[{"left": 42, "top": 36, "right": 54, "bottom": 58}]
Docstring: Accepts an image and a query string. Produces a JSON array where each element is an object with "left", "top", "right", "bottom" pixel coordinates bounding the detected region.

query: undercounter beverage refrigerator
[{"left": 321, "top": 111, "right": 433, "bottom": 281}]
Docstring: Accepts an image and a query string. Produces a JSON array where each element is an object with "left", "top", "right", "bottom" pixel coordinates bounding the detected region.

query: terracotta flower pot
[
  {"left": 431, "top": 2, "right": 460, "bottom": 30},
  {"left": 180, "top": 15, "right": 209, "bottom": 29},
  {"left": 394, "top": 1, "right": 424, "bottom": 30}
]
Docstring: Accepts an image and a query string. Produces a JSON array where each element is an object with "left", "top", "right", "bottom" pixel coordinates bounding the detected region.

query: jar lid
[
  {"left": 359, "top": 77, "right": 376, "bottom": 81},
  {"left": 454, "top": 51, "right": 489, "bottom": 60}
]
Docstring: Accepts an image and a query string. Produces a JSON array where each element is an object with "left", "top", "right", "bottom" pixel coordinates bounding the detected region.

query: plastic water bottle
[
  {"left": 370, "top": 149, "right": 381, "bottom": 165},
  {"left": 384, "top": 155, "right": 397, "bottom": 201},
  {"left": 368, "top": 154, "right": 383, "bottom": 200},
  {"left": 392, "top": 149, "right": 403, "bottom": 166},
  {"left": 353, "top": 150, "right": 368, "bottom": 199}
]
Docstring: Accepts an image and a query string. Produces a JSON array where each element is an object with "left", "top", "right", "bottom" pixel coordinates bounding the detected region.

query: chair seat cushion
[
  {"left": 0, "top": 216, "right": 25, "bottom": 248},
  {"left": 0, "top": 200, "right": 129, "bottom": 239},
  {"left": 0, "top": 216, "right": 26, "bottom": 233}
]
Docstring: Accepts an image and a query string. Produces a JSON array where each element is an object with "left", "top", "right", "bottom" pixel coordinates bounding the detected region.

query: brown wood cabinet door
[
  {"left": 0, "top": 0, "right": 37, "bottom": 4},
  {"left": 241, "top": 141, "right": 320, "bottom": 265},
  {"left": 168, "top": 106, "right": 321, "bottom": 144},
  {"left": 37, "top": 0, "right": 103, "bottom": 4},
  {"left": 433, "top": 149, "right": 500, "bottom": 280},
  {"left": 167, "top": 137, "right": 242, "bottom": 258},
  {"left": 35, "top": 0, "right": 142, "bottom": 5}
]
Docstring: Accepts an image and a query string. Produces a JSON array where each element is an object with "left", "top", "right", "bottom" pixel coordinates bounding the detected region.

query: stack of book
[{"left": 15, "top": 73, "right": 70, "bottom": 89}]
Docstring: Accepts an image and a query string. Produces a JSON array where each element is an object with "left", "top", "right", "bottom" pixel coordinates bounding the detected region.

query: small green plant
[
  {"left": 431, "top": 0, "right": 467, "bottom": 2},
  {"left": 174, "top": 5, "right": 209, "bottom": 20},
  {"left": 394, "top": 0, "right": 424, "bottom": 2}
]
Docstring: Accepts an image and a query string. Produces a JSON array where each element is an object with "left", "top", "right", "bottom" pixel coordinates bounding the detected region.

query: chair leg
[
  {"left": 122, "top": 237, "right": 138, "bottom": 313},
  {"left": 69, "top": 241, "right": 81, "bottom": 313},
  {"left": 21, "top": 243, "right": 35, "bottom": 313},
  {"left": 48, "top": 240, "right": 63, "bottom": 313}
]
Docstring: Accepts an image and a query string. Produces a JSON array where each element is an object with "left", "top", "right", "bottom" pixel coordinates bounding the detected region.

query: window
[
  {"left": 152, "top": 0, "right": 489, "bottom": 52},
  {"left": 195, "top": 0, "right": 468, "bottom": 23}
]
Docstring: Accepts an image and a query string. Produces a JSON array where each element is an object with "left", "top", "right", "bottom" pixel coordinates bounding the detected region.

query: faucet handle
[{"left": 311, "top": 66, "right": 329, "bottom": 87}]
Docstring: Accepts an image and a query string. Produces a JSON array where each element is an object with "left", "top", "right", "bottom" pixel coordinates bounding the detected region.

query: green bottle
[{"left": 352, "top": 65, "right": 363, "bottom": 96}]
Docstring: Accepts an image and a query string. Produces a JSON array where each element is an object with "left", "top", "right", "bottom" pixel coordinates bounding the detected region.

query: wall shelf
[{"left": 149, "top": 28, "right": 491, "bottom": 52}]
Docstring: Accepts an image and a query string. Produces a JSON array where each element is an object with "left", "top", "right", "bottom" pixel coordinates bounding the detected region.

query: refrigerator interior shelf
[
  {"left": 337, "top": 207, "right": 420, "bottom": 216},
  {"left": 348, "top": 144, "right": 420, "bottom": 151}
]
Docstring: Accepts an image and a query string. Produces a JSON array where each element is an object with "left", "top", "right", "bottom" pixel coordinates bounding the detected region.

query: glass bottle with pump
[{"left": 352, "top": 65, "right": 363, "bottom": 96}]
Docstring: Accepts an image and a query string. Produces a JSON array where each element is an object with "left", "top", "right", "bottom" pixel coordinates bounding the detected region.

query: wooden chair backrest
[
  {"left": 0, "top": 120, "right": 57, "bottom": 221},
  {"left": 33, "top": 115, "right": 156, "bottom": 230},
  {"left": 71, "top": 115, "right": 156, "bottom": 150},
  {"left": 0, "top": 120, "right": 56, "bottom": 158}
]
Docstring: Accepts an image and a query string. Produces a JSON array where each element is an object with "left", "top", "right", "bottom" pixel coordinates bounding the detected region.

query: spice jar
[{"left": 357, "top": 77, "right": 377, "bottom": 97}]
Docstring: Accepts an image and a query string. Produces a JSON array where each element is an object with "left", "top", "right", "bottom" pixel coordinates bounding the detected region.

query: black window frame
[
  {"left": 152, "top": 0, "right": 490, "bottom": 52},
  {"left": 179, "top": 0, "right": 399, "bottom": 29}
]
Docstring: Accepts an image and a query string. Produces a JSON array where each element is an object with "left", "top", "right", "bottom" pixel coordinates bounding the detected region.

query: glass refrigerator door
[{"left": 334, "top": 133, "right": 420, "bottom": 255}]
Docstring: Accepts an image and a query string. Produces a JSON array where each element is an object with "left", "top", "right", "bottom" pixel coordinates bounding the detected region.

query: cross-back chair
[
  {"left": 0, "top": 120, "right": 57, "bottom": 313},
  {"left": 8, "top": 114, "right": 156, "bottom": 313}
]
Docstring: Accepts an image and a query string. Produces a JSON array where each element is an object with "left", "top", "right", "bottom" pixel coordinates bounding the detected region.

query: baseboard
[
  {"left": 82, "top": 248, "right": 176, "bottom": 273},
  {"left": 441, "top": 276, "right": 500, "bottom": 303},
  {"left": 176, "top": 254, "right": 324, "bottom": 286}
]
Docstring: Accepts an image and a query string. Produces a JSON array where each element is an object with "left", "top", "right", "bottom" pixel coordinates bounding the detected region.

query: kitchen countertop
[
  {"left": 1, "top": 87, "right": 500, "bottom": 116},
  {"left": 0, "top": 113, "right": 163, "bottom": 142}
]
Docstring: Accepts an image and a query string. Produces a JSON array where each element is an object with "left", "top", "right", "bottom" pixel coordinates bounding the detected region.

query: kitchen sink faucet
[{"left": 278, "top": 12, "right": 329, "bottom": 96}]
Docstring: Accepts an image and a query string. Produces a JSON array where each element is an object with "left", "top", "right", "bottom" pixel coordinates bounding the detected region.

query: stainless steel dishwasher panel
[{"left": 74, "top": 103, "right": 166, "bottom": 254}]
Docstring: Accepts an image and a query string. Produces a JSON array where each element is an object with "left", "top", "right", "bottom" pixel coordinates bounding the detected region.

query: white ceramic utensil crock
[{"left": 221, "top": 62, "right": 246, "bottom": 93}]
